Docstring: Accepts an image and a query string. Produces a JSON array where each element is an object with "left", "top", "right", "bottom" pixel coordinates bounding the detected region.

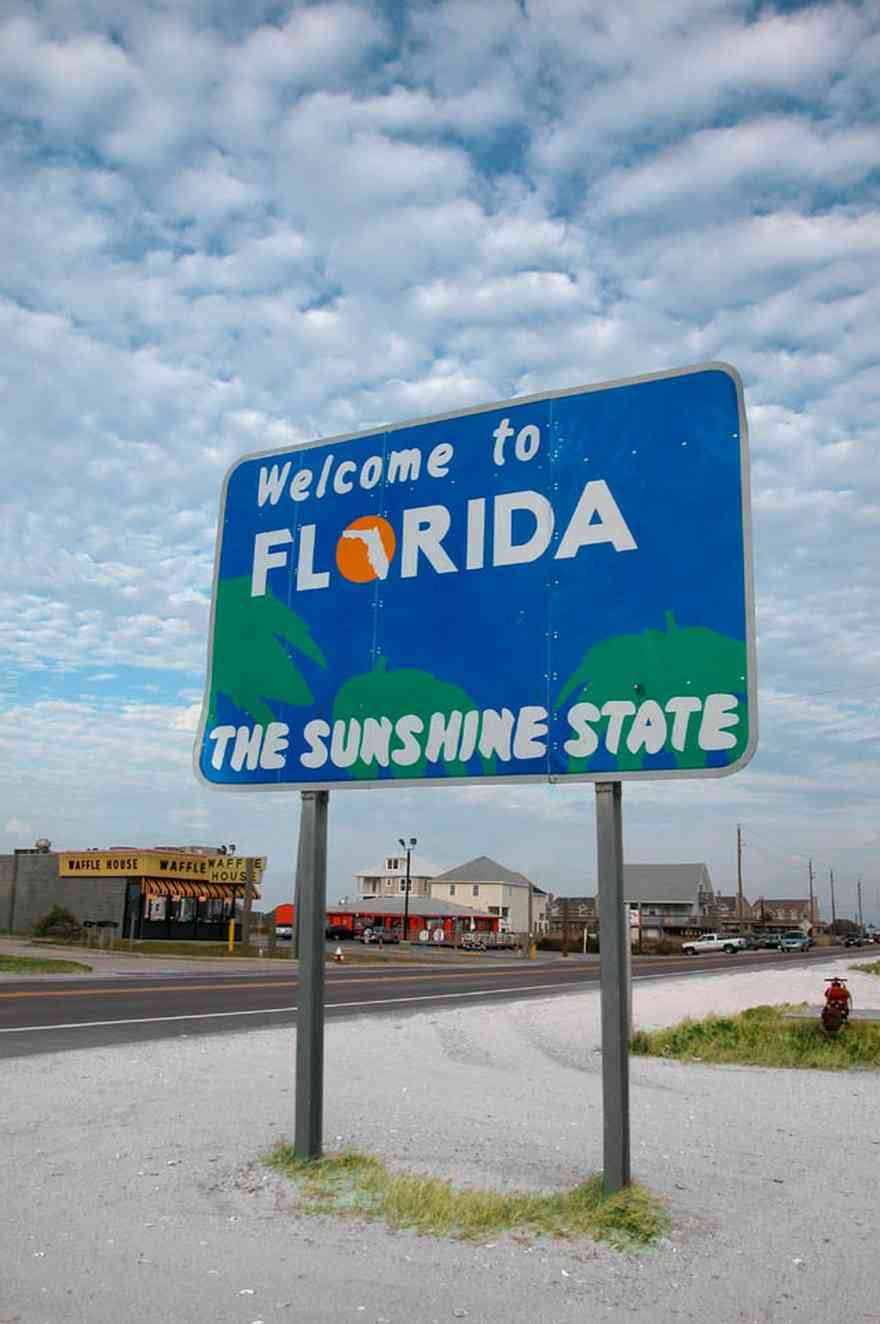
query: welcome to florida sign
[{"left": 194, "top": 363, "right": 756, "bottom": 790}]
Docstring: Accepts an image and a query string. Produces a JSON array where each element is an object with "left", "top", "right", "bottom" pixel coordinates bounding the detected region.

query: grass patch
[
  {"left": 851, "top": 960, "right": 880, "bottom": 976},
  {"left": 263, "top": 1146, "right": 668, "bottom": 1250},
  {"left": 29, "top": 938, "right": 434, "bottom": 962},
  {"left": 0, "top": 954, "right": 92, "bottom": 974},
  {"left": 631, "top": 1004, "right": 880, "bottom": 1071},
  {"left": 30, "top": 938, "right": 293, "bottom": 959}
]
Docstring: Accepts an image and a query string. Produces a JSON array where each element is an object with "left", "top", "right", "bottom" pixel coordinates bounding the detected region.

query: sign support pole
[
  {"left": 596, "top": 780, "right": 630, "bottom": 1195},
  {"left": 294, "top": 789, "right": 329, "bottom": 1161}
]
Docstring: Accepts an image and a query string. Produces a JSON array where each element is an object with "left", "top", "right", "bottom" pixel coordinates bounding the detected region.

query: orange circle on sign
[{"left": 335, "top": 515, "right": 397, "bottom": 583}]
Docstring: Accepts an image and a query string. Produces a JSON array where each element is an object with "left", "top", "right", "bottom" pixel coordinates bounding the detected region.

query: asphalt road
[{"left": 0, "top": 945, "right": 850, "bottom": 1059}]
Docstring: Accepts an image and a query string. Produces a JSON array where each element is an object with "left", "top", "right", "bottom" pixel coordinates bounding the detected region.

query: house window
[
  {"left": 472, "top": 884, "right": 479, "bottom": 897},
  {"left": 398, "top": 879, "right": 411, "bottom": 894},
  {"left": 501, "top": 906, "right": 509, "bottom": 918},
  {"left": 449, "top": 883, "right": 456, "bottom": 896},
  {"left": 386, "top": 857, "right": 399, "bottom": 871}
]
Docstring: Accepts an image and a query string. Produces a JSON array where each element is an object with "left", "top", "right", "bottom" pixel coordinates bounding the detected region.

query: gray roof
[
  {"left": 622, "top": 863, "right": 712, "bottom": 903},
  {"left": 327, "top": 898, "right": 492, "bottom": 919},
  {"left": 431, "top": 856, "right": 535, "bottom": 889}
]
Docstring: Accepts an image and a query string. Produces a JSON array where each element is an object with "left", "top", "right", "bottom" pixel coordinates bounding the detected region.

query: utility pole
[
  {"left": 857, "top": 877, "right": 864, "bottom": 936},
  {"left": 808, "top": 859, "right": 815, "bottom": 930},
  {"left": 398, "top": 836, "right": 416, "bottom": 942},
  {"left": 561, "top": 896, "right": 570, "bottom": 958},
  {"left": 830, "top": 869, "right": 837, "bottom": 930},
  {"left": 736, "top": 823, "right": 743, "bottom": 924}
]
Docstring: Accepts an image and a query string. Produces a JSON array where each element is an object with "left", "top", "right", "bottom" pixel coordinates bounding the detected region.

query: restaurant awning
[{"left": 142, "top": 879, "right": 261, "bottom": 901}]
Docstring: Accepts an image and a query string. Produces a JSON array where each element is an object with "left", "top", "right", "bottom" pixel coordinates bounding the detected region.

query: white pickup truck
[{"left": 681, "top": 933, "right": 747, "bottom": 956}]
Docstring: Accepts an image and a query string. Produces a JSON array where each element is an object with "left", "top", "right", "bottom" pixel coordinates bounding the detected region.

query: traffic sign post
[
  {"left": 294, "top": 789, "right": 328, "bottom": 1160},
  {"left": 597, "top": 782, "right": 629, "bottom": 1193},
  {"left": 195, "top": 362, "right": 756, "bottom": 1183}
]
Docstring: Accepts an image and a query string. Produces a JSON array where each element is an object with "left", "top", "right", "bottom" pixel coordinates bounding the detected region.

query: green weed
[
  {"left": 0, "top": 955, "right": 92, "bottom": 974},
  {"left": 630, "top": 1004, "right": 880, "bottom": 1070},
  {"left": 263, "top": 1147, "right": 668, "bottom": 1249}
]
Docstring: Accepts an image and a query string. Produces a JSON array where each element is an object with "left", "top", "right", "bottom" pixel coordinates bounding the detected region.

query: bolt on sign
[{"left": 194, "top": 363, "right": 756, "bottom": 790}]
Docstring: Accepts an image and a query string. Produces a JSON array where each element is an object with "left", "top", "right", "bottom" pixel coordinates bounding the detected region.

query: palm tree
[{"left": 207, "top": 576, "right": 326, "bottom": 726}]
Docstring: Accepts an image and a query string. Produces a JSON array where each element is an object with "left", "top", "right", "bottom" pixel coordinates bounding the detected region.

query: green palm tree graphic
[
  {"left": 208, "top": 576, "right": 327, "bottom": 726},
  {"left": 554, "top": 611, "right": 749, "bottom": 772},
  {"left": 332, "top": 657, "right": 494, "bottom": 780}
]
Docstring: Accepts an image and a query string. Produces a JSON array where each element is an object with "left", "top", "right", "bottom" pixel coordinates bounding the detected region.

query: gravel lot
[{"left": 1, "top": 958, "right": 878, "bottom": 1324}]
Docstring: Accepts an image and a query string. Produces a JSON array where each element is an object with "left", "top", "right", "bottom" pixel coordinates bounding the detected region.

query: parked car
[
  {"left": 360, "top": 926, "right": 400, "bottom": 944},
  {"left": 325, "top": 923, "right": 353, "bottom": 940},
  {"left": 780, "top": 930, "right": 811, "bottom": 953},
  {"left": 761, "top": 933, "right": 783, "bottom": 950},
  {"left": 844, "top": 934, "right": 866, "bottom": 948}
]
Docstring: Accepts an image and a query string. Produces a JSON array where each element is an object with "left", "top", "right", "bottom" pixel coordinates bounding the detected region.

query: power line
[
  {"left": 771, "top": 680, "right": 880, "bottom": 701},
  {"left": 742, "top": 824, "right": 842, "bottom": 876},
  {"left": 741, "top": 827, "right": 821, "bottom": 869}
]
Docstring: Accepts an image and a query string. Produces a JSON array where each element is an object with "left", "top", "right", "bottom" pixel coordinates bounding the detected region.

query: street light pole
[{"left": 399, "top": 836, "right": 417, "bottom": 942}]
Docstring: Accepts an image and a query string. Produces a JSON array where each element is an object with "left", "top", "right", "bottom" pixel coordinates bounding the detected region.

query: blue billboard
[{"left": 194, "top": 362, "right": 756, "bottom": 790}]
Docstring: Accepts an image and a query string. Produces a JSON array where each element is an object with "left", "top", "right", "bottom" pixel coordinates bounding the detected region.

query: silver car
[{"left": 781, "top": 930, "right": 810, "bottom": 953}]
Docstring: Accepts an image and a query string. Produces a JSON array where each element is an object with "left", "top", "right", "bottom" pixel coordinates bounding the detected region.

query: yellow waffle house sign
[{"left": 58, "top": 852, "right": 265, "bottom": 884}]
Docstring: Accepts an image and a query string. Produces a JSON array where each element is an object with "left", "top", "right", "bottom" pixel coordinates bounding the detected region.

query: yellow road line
[{"left": 0, "top": 965, "right": 593, "bottom": 1001}]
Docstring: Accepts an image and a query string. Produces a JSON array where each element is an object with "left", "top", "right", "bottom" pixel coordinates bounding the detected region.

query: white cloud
[{"left": 0, "top": 0, "right": 878, "bottom": 908}]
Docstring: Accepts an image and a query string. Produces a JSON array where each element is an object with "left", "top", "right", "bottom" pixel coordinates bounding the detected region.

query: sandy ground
[{"left": 1, "top": 958, "right": 878, "bottom": 1324}]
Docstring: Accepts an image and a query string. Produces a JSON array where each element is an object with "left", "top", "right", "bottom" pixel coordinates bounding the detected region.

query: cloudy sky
[{"left": 1, "top": 0, "right": 878, "bottom": 922}]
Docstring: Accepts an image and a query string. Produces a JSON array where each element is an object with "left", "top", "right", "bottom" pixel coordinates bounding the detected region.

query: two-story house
[
  {"left": 356, "top": 854, "right": 443, "bottom": 901},
  {"left": 429, "top": 856, "right": 548, "bottom": 933}
]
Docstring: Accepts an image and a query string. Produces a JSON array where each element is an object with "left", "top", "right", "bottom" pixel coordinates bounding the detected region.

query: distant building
[
  {"left": 548, "top": 864, "right": 714, "bottom": 940},
  {"left": 276, "top": 896, "right": 498, "bottom": 943},
  {"left": 0, "top": 843, "right": 264, "bottom": 940},
  {"left": 710, "top": 893, "right": 753, "bottom": 923},
  {"left": 430, "top": 856, "right": 548, "bottom": 932},
  {"left": 356, "top": 853, "right": 443, "bottom": 900},
  {"left": 547, "top": 895, "right": 597, "bottom": 932},
  {"left": 619, "top": 863, "right": 714, "bottom": 938},
  {"left": 753, "top": 897, "right": 820, "bottom": 928}
]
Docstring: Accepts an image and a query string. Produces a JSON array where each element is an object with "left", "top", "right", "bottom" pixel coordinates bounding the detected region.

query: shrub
[
  {"left": 32, "top": 905, "right": 81, "bottom": 939},
  {"left": 640, "top": 939, "right": 681, "bottom": 956}
]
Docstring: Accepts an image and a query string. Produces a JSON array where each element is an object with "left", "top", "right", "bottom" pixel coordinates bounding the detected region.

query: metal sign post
[
  {"left": 597, "top": 781, "right": 630, "bottom": 1194},
  {"left": 294, "top": 789, "right": 329, "bottom": 1160}
]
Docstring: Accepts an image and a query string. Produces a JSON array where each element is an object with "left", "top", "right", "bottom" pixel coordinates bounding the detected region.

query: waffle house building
[{"left": 0, "top": 844, "right": 264, "bottom": 940}]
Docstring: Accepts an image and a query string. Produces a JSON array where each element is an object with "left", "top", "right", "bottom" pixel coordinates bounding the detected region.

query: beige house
[
  {"left": 356, "top": 853, "right": 442, "bottom": 900},
  {"left": 429, "top": 856, "right": 547, "bottom": 933}
]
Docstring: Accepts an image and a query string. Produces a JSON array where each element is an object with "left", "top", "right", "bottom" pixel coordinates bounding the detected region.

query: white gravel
[{"left": 1, "top": 957, "right": 878, "bottom": 1324}]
